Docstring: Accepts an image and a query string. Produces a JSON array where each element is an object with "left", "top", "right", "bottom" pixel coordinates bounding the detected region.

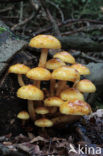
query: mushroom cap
[
  {"left": 60, "top": 99, "right": 92, "bottom": 115},
  {"left": 29, "top": 35, "right": 61, "bottom": 49},
  {"left": 53, "top": 51, "right": 75, "bottom": 64},
  {"left": 26, "top": 67, "right": 51, "bottom": 80},
  {"left": 60, "top": 88, "right": 84, "bottom": 101},
  {"left": 17, "top": 84, "right": 44, "bottom": 100},
  {"left": 35, "top": 107, "right": 49, "bottom": 115},
  {"left": 75, "top": 79, "right": 96, "bottom": 93},
  {"left": 8, "top": 64, "right": 30, "bottom": 74},
  {"left": 52, "top": 66, "right": 80, "bottom": 82},
  {"left": 17, "top": 111, "right": 30, "bottom": 120},
  {"left": 34, "top": 118, "right": 53, "bottom": 127},
  {"left": 70, "top": 64, "right": 90, "bottom": 75},
  {"left": 46, "top": 58, "right": 65, "bottom": 70},
  {"left": 44, "top": 97, "right": 64, "bottom": 107}
]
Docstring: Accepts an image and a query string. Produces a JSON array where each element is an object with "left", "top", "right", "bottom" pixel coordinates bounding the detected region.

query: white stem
[
  {"left": 18, "top": 74, "right": 25, "bottom": 86},
  {"left": 28, "top": 100, "right": 35, "bottom": 120},
  {"left": 38, "top": 48, "right": 48, "bottom": 67}
]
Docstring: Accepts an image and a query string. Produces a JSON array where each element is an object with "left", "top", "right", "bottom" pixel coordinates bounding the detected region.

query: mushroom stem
[
  {"left": 73, "top": 80, "right": 79, "bottom": 88},
  {"left": 38, "top": 48, "right": 48, "bottom": 67},
  {"left": 22, "top": 120, "right": 26, "bottom": 126},
  {"left": 36, "top": 80, "right": 40, "bottom": 88},
  {"left": 18, "top": 74, "right": 25, "bottom": 86},
  {"left": 56, "top": 81, "right": 66, "bottom": 96},
  {"left": 52, "top": 115, "right": 81, "bottom": 125},
  {"left": 28, "top": 100, "right": 35, "bottom": 120},
  {"left": 50, "top": 79, "right": 56, "bottom": 97}
]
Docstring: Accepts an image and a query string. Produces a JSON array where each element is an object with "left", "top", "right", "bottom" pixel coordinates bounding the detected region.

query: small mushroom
[
  {"left": 26, "top": 67, "right": 51, "bottom": 88},
  {"left": 44, "top": 96, "right": 64, "bottom": 113},
  {"left": 46, "top": 58, "right": 66, "bottom": 96},
  {"left": 70, "top": 63, "right": 90, "bottom": 75},
  {"left": 8, "top": 64, "right": 30, "bottom": 86},
  {"left": 17, "top": 84, "right": 44, "bottom": 120},
  {"left": 75, "top": 79, "right": 96, "bottom": 93},
  {"left": 35, "top": 107, "right": 49, "bottom": 117},
  {"left": 60, "top": 88, "right": 84, "bottom": 102},
  {"left": 29, "top": 35, "right": 61, "bottom": 67},
  {"left": 34, "top": 118, "right": 53, "bottom": 127},
  {"left": 17, "top": 111, "right": 30, "bottom": 126},
  {"left": 53, "top": 51, "right": 75, "bottom": 64},
  {"left": 52, "top": 66, "right": 80, "bottom": 96}
]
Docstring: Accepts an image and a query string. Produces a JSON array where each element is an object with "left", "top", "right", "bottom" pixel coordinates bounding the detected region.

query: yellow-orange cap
[
  {"left": 34, "top": 118, "right": 53, "bottom": 127},
  {"left": 26, "top": 67, "right": 51, "bottom": 80},
  {"left": 60, "top": 99, "right": 92, "bottom": 115},
  {"left": 46, "top": 58, "right": 65, "bottom": 70},
  {"left": 17, "top": 111, "right": 30, "bottom": 120},
  {"left": 70, "top": 64, "right": 90, "bottom": 75},
  {"left": 8, "top": 64, "right": 30, "bottom": 74},
  {"left": 75, "top": 79, "right": 96, "bottom": 93},
  {"left": 52, "top": 66, "right": 80, "bottom": 82},
  {"left": 60, "top": 88, "right": 84, "bottom": 101},
  {"left": 53, "top": 51, "right": 75, "bottom": 64},
  {"left": 35, "top": 107, "right": 49, "bottom": 115},
  {"left": 44, "top": 97, "right": 64, "bottom": 107},
  {"left": 17, "top": 84, "right": 44, "bottom": 100},
  {"left": 29, "top": 35, "right": 61, "bottom": 49}
]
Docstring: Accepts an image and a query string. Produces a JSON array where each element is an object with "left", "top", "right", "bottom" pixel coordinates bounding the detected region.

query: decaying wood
[{"left": 58, "top": 35, "right": 103, "bottom": 52}]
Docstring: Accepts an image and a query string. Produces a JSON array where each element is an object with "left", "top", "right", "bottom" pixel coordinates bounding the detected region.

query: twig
[
  {"left": 47, "top": 0, "right": 64, "bottom": 23},
  {"left": 11, "top": 12, "right": 35, "bottom": 31},
  {"left": 62, "top": 24, "right": 103, "bottom": 36},
  {"left": 34, "top": 19, "right": 103, "bottom": 35},
  {"left": 0, "top": 0, "right": 25, "bottom": 2},
  {"left": 39, "top": 0, "right": 61, "bottom": 37},
  {"left": 81, "top": 52, "right": 103, "bottom": 63},
  {"left": 19, "top": 1, "right": 24, "bottom": 23},
  {"left": 0, "top": 6, "right": 13, "bottom": 13}
]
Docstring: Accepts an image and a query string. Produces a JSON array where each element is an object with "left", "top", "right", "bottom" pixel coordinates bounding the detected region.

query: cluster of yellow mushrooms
[{"left": 8, "top": 35, "right": 96, "bottom": 128}]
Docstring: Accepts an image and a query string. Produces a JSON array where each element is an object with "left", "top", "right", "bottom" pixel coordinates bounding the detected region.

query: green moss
[{"left": 0, "top": 27, "right": 7, "bottom": 34}]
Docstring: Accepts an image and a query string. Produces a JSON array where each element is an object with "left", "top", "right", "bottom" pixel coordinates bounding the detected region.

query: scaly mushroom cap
[
  {"left": 17, "top": 84, "right": 44, "bottom": 100},
  {"left": 60, "top": 99, "right": 92, "bottom": 115},
  {"left": 75, "top": 79, "right": 96, "bottom": 93},
  {"left": 52, "top": 66, "right": 80, "bottom": 82},
  {"left": 35, "top": 107, "right": 49, "bottom": 115},
  {"left": 17, "top": 111, "right": 30, "bottom": 120},
  {"left": 53, "top": 51, "right": 75, "bottom": 64},
  {"left": 29, "top": 35, "right": 61, "bottom": 49},
  {"left": 8, "top": 64, "right": 30, "bottom": 74},
  {"left": 34, "top": 118, "right": 53, "bottom": 127},
  {"left": 26, "top": 67, "right": 51, "bottom": 81},
  {"left": 60, "top": 88, "right": 84, "bottom": 101},
  {"left": 44, "top": 97, "right": 64, "bottom": 107},
  {"left": 46, "top": 58, "right": 65, "bottom": 70},
  {"left": 70, "top": 64, "right": 90, "bottom": 75}
]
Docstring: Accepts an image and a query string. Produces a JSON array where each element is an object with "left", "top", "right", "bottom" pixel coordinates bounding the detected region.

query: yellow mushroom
[
  {"left": 8, "top": 64, "right": 30, "bottom": 86},
  {"left": 52, "top": 66, "right": 80, "bottom": 96},
  {"left": 60, "top": 99, "right": 92, "bottom": 115},
  {"left": 75, "top": 79, "right": 96, "bottom": 93},
  {"left": 60, "top": 88, "right": 84, "bottom": 102},
  {"left": 26, "top": 67, "right": 51, "bottom": 88},
  {"left": 17, "top": 84, "right": 44, "bottom": 120},
  {"left": 34, "top": 118, "right": 53, "bottom": 127},
  {"left": 29, "top": 35, "right": 61, "bottom": 67},
  {"left": 17, "top": 111, "right": 30, "bottom": 125},
  {"left": 53, "top": 51, "right": 75, "bottom": 64}
]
